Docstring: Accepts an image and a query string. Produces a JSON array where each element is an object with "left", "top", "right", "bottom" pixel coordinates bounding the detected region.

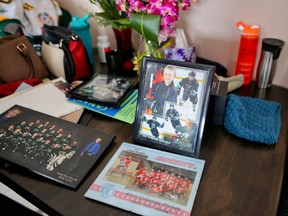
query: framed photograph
[
  {"left": 0, "top": 105, "right": 115, "bottom": 189},
  {"left": 132, "top": 57, "right": 215, "bottom": 158},
  {"left": 66, "top": 73, "right": 137, "bottom": 107}
]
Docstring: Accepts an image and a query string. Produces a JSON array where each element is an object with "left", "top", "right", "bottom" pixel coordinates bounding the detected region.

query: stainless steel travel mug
[{"left": 256, "top": 38, "right": 284, "bottom": 88}]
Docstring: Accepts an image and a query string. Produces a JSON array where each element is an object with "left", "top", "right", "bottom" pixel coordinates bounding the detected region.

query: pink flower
[{"left": 115, "top": 0, "right": 192, "bottom": 44}]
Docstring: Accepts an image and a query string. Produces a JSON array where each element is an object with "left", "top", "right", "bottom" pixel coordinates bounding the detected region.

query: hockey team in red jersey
[{"left": 133, "top": 165, "right": 192, "bottom": 201}]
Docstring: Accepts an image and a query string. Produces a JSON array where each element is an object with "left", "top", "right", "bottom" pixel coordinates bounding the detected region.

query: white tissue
[{"left": 175, "top": 28, "right": 189, "bottom": 48}]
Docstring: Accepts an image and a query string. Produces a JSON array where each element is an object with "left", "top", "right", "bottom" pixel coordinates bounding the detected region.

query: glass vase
[
  {"left": 136, "top": 37, "right": 163, "bottom": 75},
  {"left": 112, "top": 28, "right": 136, "bottom": 77}
]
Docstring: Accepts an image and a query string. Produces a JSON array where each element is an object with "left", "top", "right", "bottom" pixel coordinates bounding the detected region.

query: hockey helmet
[{"left": 189, "top": 71, "right": 196, "bottom": 77}]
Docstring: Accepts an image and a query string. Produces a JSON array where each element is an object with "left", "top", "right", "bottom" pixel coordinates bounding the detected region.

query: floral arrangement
[
  {"left": 89, "top": 0, "right": 192, "bottom": 46},
  {"left": 88, "top": 0, "right": 193, "bottom": 72},
  {"left": 115, "top": 0, "right": 191, "bottom": 45}
]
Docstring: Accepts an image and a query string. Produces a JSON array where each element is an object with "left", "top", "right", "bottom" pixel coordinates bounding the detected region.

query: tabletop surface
[{"left": 0, "top": 82, "right": 288, "bottom": 216}]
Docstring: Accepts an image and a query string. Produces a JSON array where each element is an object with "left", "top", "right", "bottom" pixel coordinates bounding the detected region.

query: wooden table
[{"left": 1, "top": 82, "right": 288, "bottom": 216}]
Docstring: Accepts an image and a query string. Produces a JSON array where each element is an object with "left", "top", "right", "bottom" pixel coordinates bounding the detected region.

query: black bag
[{"left": 41, "top": 25, "right": 92, "bottom": 83}]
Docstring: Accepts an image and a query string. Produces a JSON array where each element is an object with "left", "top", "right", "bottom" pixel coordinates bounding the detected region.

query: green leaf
[
  {"left": 88, "top": 0, "right": 130, "bottom": 30},
  {"left": 130, "top": 13, "right": 160, "bottom": 46}
]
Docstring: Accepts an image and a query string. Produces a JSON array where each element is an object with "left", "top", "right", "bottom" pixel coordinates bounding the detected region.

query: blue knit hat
[{"left": 224, "top": 94, "right": 281, "bottom": 145}]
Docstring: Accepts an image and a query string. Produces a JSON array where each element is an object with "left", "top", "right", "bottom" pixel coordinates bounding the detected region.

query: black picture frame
[
  {"left": 66, "top": 73, "right": 137, "bottom": 107},
  {"left": 132, "top": 57, "right": 215, "bottom": 158}
]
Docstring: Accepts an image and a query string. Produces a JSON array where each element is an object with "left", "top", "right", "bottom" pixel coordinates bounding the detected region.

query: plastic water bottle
[
  {"left": 235, "top": 21, "right": 260, "bottom": 85},
  {"left": 97, "top": 35, "right": 110, "bottom": 63},
  {"left": 69, "top": 15, "right": 94, "bottom": 66}
]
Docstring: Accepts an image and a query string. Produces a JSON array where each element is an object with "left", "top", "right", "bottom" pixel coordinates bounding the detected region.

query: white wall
[{"left": 57, "top": 0, "right": 288, "bottom": 89}]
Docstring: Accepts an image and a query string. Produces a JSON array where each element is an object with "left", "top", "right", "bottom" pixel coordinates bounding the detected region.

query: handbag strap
[
  {"left": 42, "top": 25, "right": 78, "bottom": 44},
  {"left": 61, "top": 40, "right": 75, "bottom": 83},
  {"left": 16, "top": 42, "right": 34, "bottom": 79}
]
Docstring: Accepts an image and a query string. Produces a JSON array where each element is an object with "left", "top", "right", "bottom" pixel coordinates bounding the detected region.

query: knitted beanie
[{"left": 224, "top": 94, "right": 281, "bottom": 145}]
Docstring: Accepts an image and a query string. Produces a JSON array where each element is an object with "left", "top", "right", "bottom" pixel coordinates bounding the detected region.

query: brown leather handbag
[{"left": 0, "top": 34, "right": 48, "bottom": 83}]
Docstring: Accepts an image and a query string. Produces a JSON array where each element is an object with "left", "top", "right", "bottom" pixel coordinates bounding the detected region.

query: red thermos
[{"left": 235, "top": 21, "right": 260, "bottom": 84}]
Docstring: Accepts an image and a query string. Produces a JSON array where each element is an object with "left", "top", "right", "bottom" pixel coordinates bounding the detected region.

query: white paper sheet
[{"left": 0, "top": 82, "right": 82, "bottom": 118}]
